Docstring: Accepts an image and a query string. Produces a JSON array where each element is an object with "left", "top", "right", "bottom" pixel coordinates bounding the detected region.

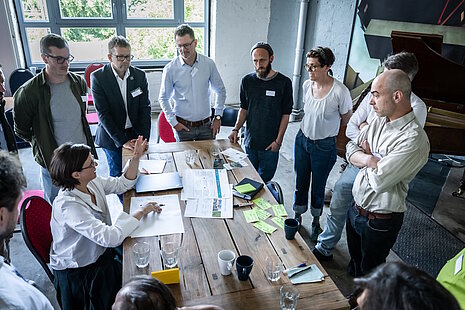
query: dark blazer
[
  {"left": 1, "top": 100, "right": 17, "bottom": 152},
  {"left": 91, "top": 64, "right": 151, "bottom": 150}
]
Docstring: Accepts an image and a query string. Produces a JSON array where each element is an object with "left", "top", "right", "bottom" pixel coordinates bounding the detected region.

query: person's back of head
[
  {"left": 354, "top": 262, "right": 461, "bottom": 310},
  {"left": 382, "top": 52, "right": 419, "bottom": 81},
  {"left": 112, "top": 276, "right": 177, "bottom": 310}
]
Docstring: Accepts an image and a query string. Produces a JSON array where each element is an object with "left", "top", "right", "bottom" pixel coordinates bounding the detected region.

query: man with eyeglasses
[
  {"left": 228, "top": 42, "right": 293, "bottom": 183},
  {"left": 159, "top": 24, "right": 226, "bottom": 141},
  {"left": 13, "top": 33, "right": 97, "bottom": 204},
  {"left": 91, "top": 36, "right": 151, "bottom": 178}
]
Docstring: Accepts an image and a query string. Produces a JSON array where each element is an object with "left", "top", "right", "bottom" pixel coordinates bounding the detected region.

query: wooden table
[{"left": 122, "top": 139, "right": 348, "bottom": 309}]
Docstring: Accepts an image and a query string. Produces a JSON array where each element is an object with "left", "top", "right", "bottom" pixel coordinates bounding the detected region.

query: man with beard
[
  {"left": 228, "top": 42, "right": 293, "bottom": 182},
  {"left": 91, "top": 36, "right": 151, "bottom": 178},
  {"left": 159, "top": 24, "right": 226, "bottom": 141},
  {"left": 14, "top": 34, "right": 97, "bottom": 204}
]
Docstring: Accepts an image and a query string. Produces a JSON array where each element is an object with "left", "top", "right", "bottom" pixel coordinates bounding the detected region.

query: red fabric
[
  {"left": 23, "top": 197, "right": 52, "bottom": 264},
  {"left": 158, "top": 111, "right": 176, "bottom": 143},
  {"left": 86, "top": 112, "right": 99, "bottom": 124},
  {"left": 84, "top": 63, "right": 104, "bottom": 88},
  {"left": 17, "top": 190, "right": 44, "bottom": 223}
]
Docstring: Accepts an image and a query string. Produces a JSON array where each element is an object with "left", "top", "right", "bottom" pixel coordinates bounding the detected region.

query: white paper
[
  {"left": 221, "top": 148, "right": 248, "bottom": 162},
  {"left": 182, "top": 169, "right": 231, "bottom": 199},
  {"left": 224, "top": 160, "right": 249, "bottom": 170},
  {"left": 129, "top": 195, "right": 184, "bottom": 237},
  {"left": 139, "top": 159, "right": 166, "bottom": 174},
  {"left": 184, "top": 197, "right": 233, "bottom": 219}
]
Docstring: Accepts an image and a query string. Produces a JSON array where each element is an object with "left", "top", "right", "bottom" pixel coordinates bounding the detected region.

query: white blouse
[
  {"left": 50, "top": 175, "right": 139, "bottom": 270},
  {"left": 300, "top": 78, "right": 352, "bottom": 140}
]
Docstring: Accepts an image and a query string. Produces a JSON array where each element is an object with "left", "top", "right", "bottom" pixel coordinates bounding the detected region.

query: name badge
[
  {"left": 455, "top": 254, "right": 463, "bottom": 275},
  {"left": 266, "top": 90, "right": 275, "bottom": 97},
  {"left": 131, "top": 87, "right": 143, "bottom": 98},
  {"left": 191, "top": 67, "right": 198, "bottom": 77}
]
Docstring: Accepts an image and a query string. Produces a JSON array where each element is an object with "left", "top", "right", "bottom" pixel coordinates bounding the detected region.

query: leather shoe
[{"left": 312, "top": 248, "right": 333, "bottom": 261}]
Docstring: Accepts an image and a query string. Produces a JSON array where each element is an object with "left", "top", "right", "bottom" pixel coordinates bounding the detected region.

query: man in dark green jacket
[{"left": 14, "top": 34, "right": 96, "bottom": 203}]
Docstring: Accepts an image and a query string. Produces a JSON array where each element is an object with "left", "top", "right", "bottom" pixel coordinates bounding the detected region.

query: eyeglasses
[
  {"left": 176, "top": 39, "right": 195, "bottom": 50},
  {"left": 304, "top": 63, "right": 322, "bottom": 72},
  {"left": 80, "top": 156, "right": 97, "bottom": 171},
  {"left": 112, "top": 54, "right": 134, "bottom": 62},
  {"left": 45, "top": 54, "right": 74, "bottom": 64}
]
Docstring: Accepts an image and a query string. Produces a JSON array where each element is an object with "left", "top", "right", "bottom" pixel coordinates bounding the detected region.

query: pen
[
  {"left": 288, "top": 265, "right": 312, "bottom": 278},
  {"left": 284, "top": 262, "right": 307, "bottom": 273}
]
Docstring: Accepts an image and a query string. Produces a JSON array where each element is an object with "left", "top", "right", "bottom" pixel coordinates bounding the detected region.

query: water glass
[
  {"left": 133, "top": 242, "right": 150, "bottom": 268},
  {"left": 266, "top": 256, "right": 283, "bottom": 282},
  {"left": 185, "top": 150, "right": 196, "bottom": 165},
  {"left": 280, "top": 285, "right": 300, "bottom": 310},
  {"left": 210, "top": 145, "right": 220, "bottom": 158},
  {"left": 161, "top": 241, "right": 180, "bottom": 268}
]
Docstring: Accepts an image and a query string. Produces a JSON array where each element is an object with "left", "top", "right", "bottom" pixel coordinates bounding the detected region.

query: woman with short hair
[{"left": 49, "top": 136, "right": 162, "bottom": 310}]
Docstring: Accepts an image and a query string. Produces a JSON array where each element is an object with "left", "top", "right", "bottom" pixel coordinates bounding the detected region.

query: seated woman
[{"left": 49, "top": 136, "right": 162, "bottom": 310}]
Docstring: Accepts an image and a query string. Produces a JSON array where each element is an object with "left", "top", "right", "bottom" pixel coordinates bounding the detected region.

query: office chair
[
  {"left": 157, "top": 111, "right": 176, "bottom": 143},
  {"left": 20, "top": 196, "right": 54, "bottom": 283},
  {"left": 221, "top": 107, "right": 239, "bottom": 127},
  {"left": 9, "top": 68, "right": 34, "bottom": 95},
  {"left": 266, "top": 181, "right": 284, "bottom": 204}
]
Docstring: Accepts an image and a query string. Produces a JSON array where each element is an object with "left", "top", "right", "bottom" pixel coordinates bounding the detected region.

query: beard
[{"left": 256, "top": 63, "right": 272, "bottom": 78}]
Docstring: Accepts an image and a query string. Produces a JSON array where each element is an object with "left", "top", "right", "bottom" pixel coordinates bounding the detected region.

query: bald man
[{"left": 345, "top": 69, "right": 429, "bottom": 277}]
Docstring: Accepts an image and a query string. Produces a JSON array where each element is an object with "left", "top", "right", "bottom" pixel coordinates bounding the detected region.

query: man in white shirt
[
  {"left": 345, "top": 69, "right": 429, "bottom": 276},
  {"left": 0, "top": 150, "right": 54, "bottom": 309},
  {"left": 313, "top": 52, "right": 428, "bottom": 262},
  {"left": 159, "top": 24, "right": 226, "bottom": 141}
]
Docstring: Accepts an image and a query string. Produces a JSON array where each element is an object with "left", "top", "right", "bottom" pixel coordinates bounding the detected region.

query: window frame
[{"left": 13, "top": 0, "right": 209, "bottom": 70}]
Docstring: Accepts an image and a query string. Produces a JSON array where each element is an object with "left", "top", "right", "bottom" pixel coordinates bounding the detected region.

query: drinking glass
[
  {"left": 266, "top": 256, "right": 283, "bottom": 282},
  {"left": 280, "top": 285, "right": 300, "bottom": 310},
  {"left": 133, "top": 242, "right": 150, "bottom": 268},
  {"left": 185, "top": 150, "right": 196, "bottom": 165}
]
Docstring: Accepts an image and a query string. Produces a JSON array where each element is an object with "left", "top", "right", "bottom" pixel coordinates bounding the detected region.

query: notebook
[
  {"left": 136, "top": 172, "right": 183, "bottom": 193},
  {"left": 232, "top": 178, "right": 264, "bottom": 200}
]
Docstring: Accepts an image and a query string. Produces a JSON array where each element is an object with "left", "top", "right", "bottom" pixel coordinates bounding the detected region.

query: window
[{"left": 14, "top": 0, "right": 208, "bottom": 69}]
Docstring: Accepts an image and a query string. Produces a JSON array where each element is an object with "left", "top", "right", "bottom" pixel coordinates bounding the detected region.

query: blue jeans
[
  {"left": 293, "top": 130, "right": 337, "bottom": 217},
  {"left": 346, "top": 204, "right": 404, "bottom": 277},
  {"left": 175, "top": 121, "right": 213, "bottom": 141},
  {"left": 245, "top": 146, "right": 279, "bottom": 183},
  {"left": 316, "top": 164, "right": 359, "bottom": 256},
  {"left": 103, "top": 148, "right": 123, "bottom": 177},
  {"left": 40, "top": 166, "right": 59, "bottom": 204}
]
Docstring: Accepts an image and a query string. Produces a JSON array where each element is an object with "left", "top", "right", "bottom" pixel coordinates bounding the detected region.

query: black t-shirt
[{"left": 240, "top": 72, "right": 293, "bottom": 150}]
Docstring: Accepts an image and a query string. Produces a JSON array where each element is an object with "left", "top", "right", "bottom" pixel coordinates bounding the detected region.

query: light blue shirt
[{"left": 158, "top": 53, "right": 226, "bottom": 126}]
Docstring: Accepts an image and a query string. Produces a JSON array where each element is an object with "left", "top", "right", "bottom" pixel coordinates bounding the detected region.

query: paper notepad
[
  {"left": 288, "top": 264, "right": 325, "bottom": 284},
  {"left": 234, "top": 183, "right": 256, "bottom": 194},
  {"left": 139, "top": 159, "right": 166, "bottom": 174}
]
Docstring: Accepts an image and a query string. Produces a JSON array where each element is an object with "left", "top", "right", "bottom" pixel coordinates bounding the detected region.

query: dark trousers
[
  {"left": 53, "top": 248, "right": 122, "bottom": 310},
  {"left": 346, "top": 203, "right": 404, "bottom": 277},
  {"left": 245, "top": 146, "right": 279, "bottom": 183}
]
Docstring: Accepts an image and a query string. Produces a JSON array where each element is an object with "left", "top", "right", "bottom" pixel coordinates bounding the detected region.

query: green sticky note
[
  {"left": 272, "top": 204, "right": 288, "bottom": 217},
  {"left": 254, "top": 208, "right": 272, "bottom": 221},
  {"left": 243, "top": 209, "right": 259, "bottom": 223},
  {"left": 234, "top": 183, "right": 256, "bottom": 194},
  {"left": 253, "top": 220, "right": 277, "bottom": 234},
  {"left": 272, "top": 217, "right": 285, "bottom": 230},
  {"left": 253, "top": 197, "right": 273, "bottom": 210}
]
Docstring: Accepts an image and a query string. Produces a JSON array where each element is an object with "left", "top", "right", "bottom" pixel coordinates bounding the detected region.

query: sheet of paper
[
  {"left": 289, "top": 264, "right": 325, "bottom": 284},
  {"left": 184, "top": 197, "right": 233, "bottom": 219},
  {"left": 254, "top": 208, "right": 272, "bottom": 221},
  {"left": 244, "top": 209, "right": 259, "bottom": 223},
  {"left": 253, "top": 220, "right": 277, "bottom": 234},
  {"left": 139, "top": 159, "right": 166, "bottom": 174},
  {"left": 272, "top": 217, "right": 285, "bottom": 229},
  {"left": 253, "top": 197, "right": 273, "bottom": 210},
  {"left": 224, "top": 160, "right": 249, "bottom": 170},
  {"left": 234, "top": 183, "right": 256, "bottom": 194},
  {"left": 272, "top": 204, "right": 288, "bottom": 217},
  {"left": 182, "top": 169, "right": 231, "bottom": 199},
  {"left": 221, "top": 148, "right": 248, "bottom": 162},
  {"left": 129, "top": 195, "right": 184, "bottom": 237}
]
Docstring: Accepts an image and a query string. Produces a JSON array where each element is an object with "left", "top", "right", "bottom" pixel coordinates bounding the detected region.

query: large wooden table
[{"left": 122, "top": 139, "right": 348, "bottom": 309}]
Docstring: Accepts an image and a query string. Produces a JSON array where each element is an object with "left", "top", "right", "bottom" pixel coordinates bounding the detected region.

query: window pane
[
  {"left": 62, "top": 28, "right": 116, "bottom": 61},
  {"left": 193, "top": 27, "right": 204, "bottom": 54},
  {"left": 184, "top": 0, "right": 204, "bottom": 22},
  {"left": 126, "top": 28, "right": 176, "bottom": 60},
  {"left": 21, "top": 0, "right": 49, "bottom": 21},
  {"left": 59, "top": 0, "right": 112, "bottom": 18},
  {"left": 26, "top": 28, "right": 51, "bottom": 62},
  {"left": 127, "top": 0, "right": 173, "bottom": 19}
]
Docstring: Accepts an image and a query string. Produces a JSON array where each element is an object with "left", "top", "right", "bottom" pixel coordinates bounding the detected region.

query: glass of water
[
  {"left": 280, "top": 285, "right": 300, "bottom": 310},
  {"left": 266, "top": 256, "right": 283, "bottom": 282},
  {"left": 185, "top": 150, "right": 196, "bottom": 166},
  {"left": 161, "top": 241, "right": 180, "bottom": 268},
  {"left": 133, "top": 242, "right": 150, "bottom": 268}
]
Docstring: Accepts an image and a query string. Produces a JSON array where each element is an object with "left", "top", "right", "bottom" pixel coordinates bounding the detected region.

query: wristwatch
[{"left": 214, "top": 115, "right": 221, "bottom": 121}]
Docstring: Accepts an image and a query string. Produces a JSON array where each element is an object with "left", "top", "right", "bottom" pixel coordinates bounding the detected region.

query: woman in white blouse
[
  {"left": 293, "top": 47, "right": 352, "bottom": 242},
  {"left": 49, "top": 136, "right": 162, "bottom": 310}
]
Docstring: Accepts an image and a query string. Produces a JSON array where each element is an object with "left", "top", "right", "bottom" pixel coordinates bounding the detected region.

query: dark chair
[
  {"left": 9, "top": 68, "right": 34, "bottom": 95},
  {"left": 20, "top": 196, "right": 54, "bottom": 283},
  {"left": 157, "top": 111, "right": 176, "bottom": 143},
  {"left": 266, "top": 181, "right": 284, "bottom": 204},
  {"left": 221, "top": 107, "right": 239, "bottom": 127}
]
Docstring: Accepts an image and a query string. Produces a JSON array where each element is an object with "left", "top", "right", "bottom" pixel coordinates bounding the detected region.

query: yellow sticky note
[
  {"left": 253, "top": 220, "right": 277, "bottom": 234},
  {"left": 254, "top": 208, "right": 272, "bottom": 221},
  {"left": 151, "top": 268, "right": 180, "bottom": 284},
  {"left": 272, "top": 204, "right": 288, "bottom": 217},
  {"left": 244, "top": 209, "right": 259, "bottom": 223},
  {"left": 272, "top": 217, "right": 285, "bottom": 229},
  {"left": 235, "top": 183, "right": 256, "bottom": 194},
  {"left": 253, "top": 197, "right": 273, "bottom": 210}
]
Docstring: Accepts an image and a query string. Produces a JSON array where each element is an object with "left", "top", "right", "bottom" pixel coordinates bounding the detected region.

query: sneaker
[
  {"left": 312, "top": 248, "right": 333, "bottom": 261},
  {"left": 311, "top": 223, "right": 322, "bottom": 243}
]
